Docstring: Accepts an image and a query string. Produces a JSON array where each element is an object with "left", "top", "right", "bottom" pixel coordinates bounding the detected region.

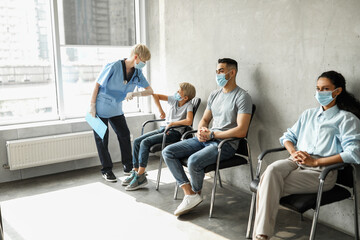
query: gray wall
[{"left": 146, "top": 0, "right": 360, "bottom": 235}]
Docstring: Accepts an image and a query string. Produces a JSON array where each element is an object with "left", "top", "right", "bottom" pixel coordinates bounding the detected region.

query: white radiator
[{"left": 6, "top": 131, "right": 98, "bottom": 170}]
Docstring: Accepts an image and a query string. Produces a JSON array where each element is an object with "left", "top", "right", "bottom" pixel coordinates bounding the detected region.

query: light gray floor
[{"left": 0, "top": 156, "right": 353, "bottom": 240}]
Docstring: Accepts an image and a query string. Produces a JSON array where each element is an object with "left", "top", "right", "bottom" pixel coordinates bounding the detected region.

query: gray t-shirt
[
  {"left": 207, "top": 86, "right": 252, "bottom": 149},
  {"left": 161, "top": 95, "right": 194, "bottom": 133}
]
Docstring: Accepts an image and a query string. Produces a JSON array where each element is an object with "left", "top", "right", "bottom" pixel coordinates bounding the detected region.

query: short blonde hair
[
  {"left": 180, "top": 82, "right": 196, "bottom": 101},
  {"left": 131, "top": 44, "right": 151, "bottom": 61}
]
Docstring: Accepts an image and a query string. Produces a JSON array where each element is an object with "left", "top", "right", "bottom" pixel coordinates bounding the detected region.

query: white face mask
[
  {"left": 135, "top": 60, "right": 146, "bottom": 69},
  {"left": 315, "top": 88, "right": 338, "bottom": 106},
  {"left": 215, "top": 71, "right": 231, "bottom": 87}
]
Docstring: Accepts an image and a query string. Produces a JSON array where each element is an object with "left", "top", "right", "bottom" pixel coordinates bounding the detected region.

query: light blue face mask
[
  {"left": 134, "top": 60, "right": 146, "bottom": 69},
  {"left": 216, "top": 71, "right": 231, "bottom": 87},
  {"left": 315, "top": 89, "right": 338, "bottom": 106},
  {"left": 174, "top": 92, "right": 182, "bottom": 101}
]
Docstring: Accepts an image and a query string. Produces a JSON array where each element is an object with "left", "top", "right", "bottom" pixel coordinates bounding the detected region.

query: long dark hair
[{"left": 318, "top": 71, "right": 360, "bottom": 119}]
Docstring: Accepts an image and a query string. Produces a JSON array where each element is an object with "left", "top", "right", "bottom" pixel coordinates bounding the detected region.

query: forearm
[
  {"left": 212, "top": 126, "right": 248, "bottom": 139},
  {"left": 152, "top": 94, "right": 165, "bottom": 113},
  {"left": 284, "top": 141, "right": 296, "bottom": 154},
  {"left": 169, "top": 118, "right": 192, "bottom": 127},
  {"left": 139, "top": 86, "right": 153, "bottom": 96},
  {"left": 90, "top": 83, "right": 100, "bottom": 103},
  {"left": 315, "top": 154, "right": 343, "bottom": 167},
  {"left": 197, "top": 118, "right": 209, "bottom": 130}
]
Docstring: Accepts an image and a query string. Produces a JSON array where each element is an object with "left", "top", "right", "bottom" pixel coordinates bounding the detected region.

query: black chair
[
  {"left": 174, "top": 104, "right": 256, "bottom": 218},
  {"left": 246, "top": 147, "right": 359, "bottom": 240},
  {"left": 0, "top": 205, "right": 3, "bottom": 240},
  {"left": 141, "top": 97, "right": 201, "bottom": 190}
]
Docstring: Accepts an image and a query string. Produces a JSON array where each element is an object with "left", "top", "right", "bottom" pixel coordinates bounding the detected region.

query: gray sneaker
[
  {"left": 125, "top": 173, "right": 148, "bottom": 191},
  {"left": 121, "top": 170, "right": 136, "bottom": 186}
]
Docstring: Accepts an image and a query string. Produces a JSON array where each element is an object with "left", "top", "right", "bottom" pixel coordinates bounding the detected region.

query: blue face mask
[
  {"left": 174, "top": 92, "right": 182, "bottom": 101},
  {"left": 216, "top": 71, "right": 231, "bottom": 87},
  {"left": 134, "top": 60, "right": 146, "bottom": 69},
  {"left": 315, "top": 89, "right": 338, "bottom": 106}
]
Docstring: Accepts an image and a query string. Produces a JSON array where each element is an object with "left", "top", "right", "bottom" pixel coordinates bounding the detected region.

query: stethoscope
[{"left": 122, "top": 60, "right": 140, "bottom": 85}]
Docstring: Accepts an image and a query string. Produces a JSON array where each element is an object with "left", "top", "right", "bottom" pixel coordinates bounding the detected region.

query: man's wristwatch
[{"left": 209, "top": 131, "right": 215, "bottom": 140}]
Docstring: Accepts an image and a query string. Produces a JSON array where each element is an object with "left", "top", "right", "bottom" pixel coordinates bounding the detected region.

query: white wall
[{"left": 146, "top": 0, "right": 360, "bottom": 235}]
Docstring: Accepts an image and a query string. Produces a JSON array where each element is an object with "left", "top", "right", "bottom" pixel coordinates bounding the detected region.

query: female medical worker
[
  {"left": 89, "top": 44, "right": 154, "bottom": 182},
  {"left": 253, "top": 71, "right": 360, "bottom": 240}
]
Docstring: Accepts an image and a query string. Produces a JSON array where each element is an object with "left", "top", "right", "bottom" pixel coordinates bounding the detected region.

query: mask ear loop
[{"left": 333, "top": 88, "right": 340, "bottom": 99}]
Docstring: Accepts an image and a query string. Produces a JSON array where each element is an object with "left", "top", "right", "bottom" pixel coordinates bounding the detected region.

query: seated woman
[
  {"left": 122, "top": 82, "right": 196, "bottom": 191},
  {"left": 253, "top": 71, "right": 360, "bottom": 240}
]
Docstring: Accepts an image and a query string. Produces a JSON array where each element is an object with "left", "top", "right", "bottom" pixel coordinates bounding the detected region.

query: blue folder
[{"left": 85, "top": 113, "right": 107, "bottom": 139}]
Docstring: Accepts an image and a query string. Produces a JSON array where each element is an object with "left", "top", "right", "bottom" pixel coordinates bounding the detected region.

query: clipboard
[{"left": 85, "top": 113, "right": 107, "bottom": 139}]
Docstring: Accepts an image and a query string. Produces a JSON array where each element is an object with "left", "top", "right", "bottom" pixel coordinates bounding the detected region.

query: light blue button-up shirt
[
  {"left": 95, "top": 59, "right": 149, "bottom": 118},
  {"left": 280, "top": 105, "right": 360, "bottom": 164}
]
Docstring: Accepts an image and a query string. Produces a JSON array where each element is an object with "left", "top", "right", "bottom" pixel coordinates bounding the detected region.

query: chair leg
[
  {"left": 218, "top": 170, "right": 223, "bottom": 188},
  {"left": 0, "top": 205, "right": 3, "bottom": 240},
  {"left": 246, "top": 192, "right": 257, "bottom": 239},
  {"left": 354, "top": 191, "right": 359, "bottom": 240},
  {"left": 352, "top": 166, "right": 359, "bottom": 240},
  {"left": 209, "top": 169, "right": 219, "bottom": 218},
  {"left": 309, "top": 179, "right": 325, "bottom": 240},
  {"left": 174, "top": 183, "right": 179, "bottom": 200},
  {"left": 156, "top": 155, "right": 163, "bottom": 190}
]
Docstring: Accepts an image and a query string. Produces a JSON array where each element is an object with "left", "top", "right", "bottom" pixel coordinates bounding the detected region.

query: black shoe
[
  {"left": 102, "top": 171, "right": 117, "bottom": 182},
  {"left": 123, "top": 165, "right": 133, "bottom": 176}
]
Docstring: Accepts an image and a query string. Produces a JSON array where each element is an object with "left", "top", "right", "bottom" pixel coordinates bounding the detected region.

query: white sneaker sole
[
  {"left": 174, "top": 198, "right": 203, "bottom": 216},
  {"left": 121, "top": 181, "right": 131, "bottom": 186},
  {"left": 125, "top": 181, "right": 148, "bottom": 191},
  {"left": 102, "top": 175, "right": 117, "bottom": 182}
]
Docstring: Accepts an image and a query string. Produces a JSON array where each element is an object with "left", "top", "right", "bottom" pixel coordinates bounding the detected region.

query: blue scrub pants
[{"left": 93, "top": 115, "right": 132, "bottom": 174}]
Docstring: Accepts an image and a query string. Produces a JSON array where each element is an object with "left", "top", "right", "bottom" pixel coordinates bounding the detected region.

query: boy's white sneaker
[{"left": 174, "top": 194, "right": 203, "bottom": 216}]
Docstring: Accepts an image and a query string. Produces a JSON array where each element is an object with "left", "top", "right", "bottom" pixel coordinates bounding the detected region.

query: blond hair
[
  {"left": 130, "top": 44, "right": 151, "bottom": 61},
  {"left": 180, "top": 82, "right": 196, "bottom": 101}
]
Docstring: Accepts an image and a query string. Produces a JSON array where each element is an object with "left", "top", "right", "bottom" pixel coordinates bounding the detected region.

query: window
[
  {"left": 0, "top": 0, "right": 143, "bottom": 126},
  {"left": 0, "top": 0, "right": 58, "bottom": 125}
]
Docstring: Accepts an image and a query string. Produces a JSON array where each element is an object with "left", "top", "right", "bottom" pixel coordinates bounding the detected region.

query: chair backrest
[
  {"left": 236, "top": 104, "right": 256, "bottom": 156},
  {"left": 180, "top": 97, "right": 201, "bottom": 135},
  {"left": 336, "top": 164, "right": 354, "bottom": 188},
  {"left": 191, "top": 97, "right": 201, "bottom": 123}
]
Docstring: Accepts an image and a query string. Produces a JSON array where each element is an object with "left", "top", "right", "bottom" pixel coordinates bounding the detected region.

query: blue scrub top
[{"left": 96, "top": 59, "right": 150, "bottom": 118}]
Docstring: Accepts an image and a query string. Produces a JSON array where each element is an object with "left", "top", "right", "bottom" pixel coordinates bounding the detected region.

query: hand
[
  {"left": 89, "top": 103, "right": 96, "bottom": 118},
  {"left": 165, "top": 122, "right": 173, "bottom": 135},
  {"left": 125, "top": 91, "right": 141, "bottom": 101},
  {"left": 160, "top": 111, "right": 166, "bottom": 119},
  {"left": 197, "top": 127, "right": 210, "bottom": 142},
  {"left": 291, "top": 151, "right": 318, "bottom": 167},
  {"left": 125, "top": 92, "right": 134, "bottom": 101}
]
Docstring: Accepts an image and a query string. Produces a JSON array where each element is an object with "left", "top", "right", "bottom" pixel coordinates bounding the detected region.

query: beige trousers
[{"left": 252, "top": 157, "right": 338, "bottom": 239}]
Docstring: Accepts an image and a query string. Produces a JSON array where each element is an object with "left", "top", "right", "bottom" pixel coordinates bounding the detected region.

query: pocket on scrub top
[{"left": 96, "top": 94, "right": 116, "bottom": 116}]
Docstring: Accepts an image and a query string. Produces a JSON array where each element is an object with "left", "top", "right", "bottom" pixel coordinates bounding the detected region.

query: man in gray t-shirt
[{"left": 163, "top": 58, "right": 253, "bottom": 217}]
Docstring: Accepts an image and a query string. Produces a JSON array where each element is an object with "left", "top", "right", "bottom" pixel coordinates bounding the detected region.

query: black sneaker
[{"left": 102, "top": 171, "right": 117, "bottom": 182}]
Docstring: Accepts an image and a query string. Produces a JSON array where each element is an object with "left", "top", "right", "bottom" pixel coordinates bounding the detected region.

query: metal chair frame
[
  {"left": 246, "top": 147, "right": 359, "bottom": 240},
  {"left": 0, "top": 205, "right": 3, "bottom": 240},
  {"left": 173, "top": 131, "right": 254, "bottom": 218}
]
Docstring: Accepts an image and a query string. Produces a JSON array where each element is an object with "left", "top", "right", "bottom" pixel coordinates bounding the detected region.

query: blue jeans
[
  {"left": 162, "top": 137, "right": 237, "bottom": 192},
  {"left": 132, "top": 127, "right": 182, "bottom": 168}
]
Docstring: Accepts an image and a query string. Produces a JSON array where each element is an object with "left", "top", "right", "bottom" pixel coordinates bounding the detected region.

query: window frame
[
  {"left": 0, "top": 0, "right": 148, "bottom": 126},
  {"left": 49, "top": 0, "right": 148, "bottom": 121}
]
